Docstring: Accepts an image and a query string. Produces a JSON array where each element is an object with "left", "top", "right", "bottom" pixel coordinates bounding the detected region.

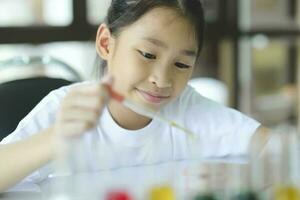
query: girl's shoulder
[
  {"left": 0, "top": 81, "right": 91, "bottom": 144},
  {"left": 20, "top": 81, "right": 91, "bottom": 118},
  {"left": 165, "top": 87, "right": 260, "bottom": 157},
  {"left": 163, "top": 85, "right": 260, "bottom": 130}
]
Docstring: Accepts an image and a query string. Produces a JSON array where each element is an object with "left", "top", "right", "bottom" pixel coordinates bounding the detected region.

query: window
[
  {"left": 87, "top": 0, "right": 110, "bottom": 25},
  {"left": 0, "top": 0, "right": 73, "bottom": 27}
]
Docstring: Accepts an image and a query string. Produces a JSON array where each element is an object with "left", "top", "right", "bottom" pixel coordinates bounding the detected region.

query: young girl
[{"left": 0, "top": 0, "right": 269, "bottom": 192}]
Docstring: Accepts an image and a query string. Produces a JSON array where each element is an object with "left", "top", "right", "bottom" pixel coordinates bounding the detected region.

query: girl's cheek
[{"left": 129, "top": 56, "right": 151, "bottom": 72}]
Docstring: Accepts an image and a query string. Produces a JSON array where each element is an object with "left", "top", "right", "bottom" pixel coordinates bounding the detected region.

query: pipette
[{"left": 103, "top": 84, "right": 196, "bottom": 139}]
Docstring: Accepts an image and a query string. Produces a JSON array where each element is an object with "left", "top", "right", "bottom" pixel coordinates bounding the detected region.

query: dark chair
[
  {"left": 0, "top": 77, "right": 73, "bottom": 140},
  {"left": 0, "top": 56, "right": 82, "bottom": 140}
]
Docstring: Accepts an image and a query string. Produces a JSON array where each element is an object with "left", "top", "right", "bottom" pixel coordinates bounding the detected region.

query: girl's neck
[{"left": 107, "top": 100, "right": 152, "bottom": 130}]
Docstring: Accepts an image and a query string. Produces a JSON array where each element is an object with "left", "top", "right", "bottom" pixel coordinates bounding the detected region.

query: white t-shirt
[{"left": 1, "top": 82, "right": 260, "bottom": 183}]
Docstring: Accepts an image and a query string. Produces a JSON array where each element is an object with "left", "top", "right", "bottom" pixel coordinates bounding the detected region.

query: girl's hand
[{"left": 53, "top": 79, "right": 111, "bottom": 138}]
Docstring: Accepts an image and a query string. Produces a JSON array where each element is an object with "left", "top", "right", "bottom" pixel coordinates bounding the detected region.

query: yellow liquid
[
  {"left": 274, "top": 186, "right": 300, "bottom": 200},
  {"left": 149, "top": 186, "right": 175, "bottom": 200}
]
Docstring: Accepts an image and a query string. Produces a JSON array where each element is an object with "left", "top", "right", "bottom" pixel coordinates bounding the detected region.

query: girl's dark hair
[{"left": 95, "top": 0, "right": 205, "bottom": 78}]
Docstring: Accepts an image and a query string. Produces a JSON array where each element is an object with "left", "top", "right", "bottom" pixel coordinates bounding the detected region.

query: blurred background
[{"left": 0, "top": 0, "right": 300, "bottom": 130}]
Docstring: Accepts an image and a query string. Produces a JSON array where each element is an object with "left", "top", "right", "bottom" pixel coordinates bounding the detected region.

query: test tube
[
  {"left": 227, "top": 161, "right": 260, "bottom": 200},
  {"left": 256, "top": 131, "right": 283, "bottom": 200},
  {"left": 273, "top": 131, "right": 300, "bottom": 200},
  {"left": 193, "top": 194, "right": 216, "bottom": 200},
  {"left": 148, "top": 185, "right": 176, "bottom": 200},
  {"left": 245, "top": 134, "right": 267, "bottom": 200},
  {"left": 105, "top": 190, "right": 133, "bottom": 200},
  {"left": 182, "top": 162, "right": 218, "bottom": 200},
  {"left": 49, "top": 131, "right": 99, "bottom": 200}
]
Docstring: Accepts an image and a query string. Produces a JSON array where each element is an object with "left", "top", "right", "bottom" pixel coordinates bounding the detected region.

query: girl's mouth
[{"left": 136, "top": 89, "right": 170, "bottom": 104}]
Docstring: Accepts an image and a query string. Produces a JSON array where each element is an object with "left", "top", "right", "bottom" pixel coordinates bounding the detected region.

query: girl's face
[{"left": 98, "top": 7, "right": 198, "bottom": 111}]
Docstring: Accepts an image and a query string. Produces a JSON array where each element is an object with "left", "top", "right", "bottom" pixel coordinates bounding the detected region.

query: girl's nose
[{"left": 148, "top": 67, "right": 172, "bottom": 88}]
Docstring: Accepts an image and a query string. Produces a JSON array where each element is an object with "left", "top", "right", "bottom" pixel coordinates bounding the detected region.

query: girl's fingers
[
  {"left": 71, "top": 82, "right": 110, "bottom": 97},
  {"left": 62, "top": 83, "right": 110, "bottom": 111},
  {"left": 55, "top": 78, "right": 114, "bottom": 138},
  {"left": 63, "top": 94, "right": 106, "bottom": 112},
  {"left": 70, "top": 82, "right": 103, "bottom": 95},
  {"left": 101, "top": 74, "right": 114, "bottom": 85},
  {"left": 58, "top": 121, "right": 95, "bottom": 138},
  {"left": 61, "top": 109, "right": 100, "bottom": 125}
]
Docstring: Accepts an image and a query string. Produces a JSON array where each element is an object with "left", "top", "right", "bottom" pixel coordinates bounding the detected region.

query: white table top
[{"left": 0, "top": 158, "right": 251, "bottom": 200}]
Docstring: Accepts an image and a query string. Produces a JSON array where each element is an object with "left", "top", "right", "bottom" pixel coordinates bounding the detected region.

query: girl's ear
[{"left": 96, "top": 24, "right": 114, "bottom": 60}]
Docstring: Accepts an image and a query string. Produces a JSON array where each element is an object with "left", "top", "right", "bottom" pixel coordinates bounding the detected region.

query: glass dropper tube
[{"left": 103, "top": 84, "right": 197, "bottom": 139}]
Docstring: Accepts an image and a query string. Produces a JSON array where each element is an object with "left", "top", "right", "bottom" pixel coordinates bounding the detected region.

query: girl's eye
[
  {"left": 138, "top": 50, "right": 156, "bottom": 59},
  {"left": 175, "top": 62, "right": 191, "bottom": 69}
]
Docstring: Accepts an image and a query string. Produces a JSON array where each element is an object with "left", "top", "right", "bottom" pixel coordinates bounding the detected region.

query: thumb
[{"left": 101, "top": 73, "right": 114, "bottom": 85}]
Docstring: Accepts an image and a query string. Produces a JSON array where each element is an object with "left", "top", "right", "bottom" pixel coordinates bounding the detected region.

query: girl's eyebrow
[
  {"left": 142, "top": 37, "right": 197, "bottom": 57},
  {"left": 182, "top": 50, "right": 197, "bottom": 57},
  {"left": 143, "top": 37, "right": 167, "bottom": 48}
]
